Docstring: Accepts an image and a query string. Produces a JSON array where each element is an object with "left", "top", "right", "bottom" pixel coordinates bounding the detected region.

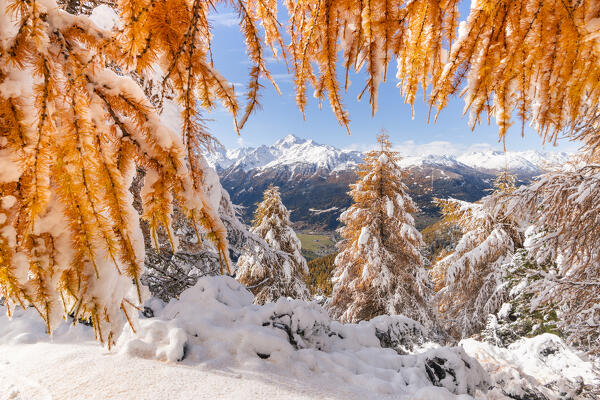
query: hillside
[
  {"left": 297, "top": 232, "right": 337, "bottom": 261},
  {"left": 306, "top": 253, "right": 337, "bottom": 296}
]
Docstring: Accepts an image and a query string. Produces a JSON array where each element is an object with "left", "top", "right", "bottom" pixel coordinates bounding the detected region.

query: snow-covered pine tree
[
  {"left": 431, "top": 172, "right": 522, "bottom": 338},
  {"left": 481, "top": 249, "right": 560, "bottom": 348},
  {"left": 236, "top": 184, "right": 309, "bottom": 304},
  {"left": 328, "top": 133, "right": 436, "bottom": 329},
  {"left": 484, "top": 154, "right": 600, "bottom": 355}
]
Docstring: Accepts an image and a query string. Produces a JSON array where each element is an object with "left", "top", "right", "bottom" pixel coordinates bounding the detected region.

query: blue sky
[{"left": 204, "top": 2, "right": 579, "bottom": 154}]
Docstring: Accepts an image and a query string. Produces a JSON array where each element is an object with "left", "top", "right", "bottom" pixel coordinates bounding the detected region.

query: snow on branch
[{"left": 483, "top": 164, "right": 600, "bottom": 354}]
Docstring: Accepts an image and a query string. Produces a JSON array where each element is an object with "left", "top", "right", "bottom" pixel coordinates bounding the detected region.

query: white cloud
[
  {"left": 341, "top": 143, "right": 372, "bottom": 152},
  {"left": 208, "top": 12, "right": 239, "bottom": 27},
  {"left": 270, "top": 73, "right": 293, "bottom": 81},
  {"left": 343, "top": 140, "right": 499, "bottom": 157},
  {"left": 393, "top": 140, "right": 497, "bottom": 157}
]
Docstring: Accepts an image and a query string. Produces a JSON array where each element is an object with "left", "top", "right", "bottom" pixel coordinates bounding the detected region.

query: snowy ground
[
  {"left": 0, "top": 341, "right": 352, "bottom": 400},
  {"left": 1, "top": 276, "right": 598, "bottom": 400}
]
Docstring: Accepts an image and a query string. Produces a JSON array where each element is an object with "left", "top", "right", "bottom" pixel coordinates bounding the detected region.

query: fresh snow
[
  {"left": 461, "top": 336, "right": 600, "bottom": 399},
  {"left": 357, "top": 227, "right": 370, "bottom": 247},
  {"left": 1, "top": 278, "right": 483, "bottom": 399},
  {"left": 2, "top": 276, "right": 597, "bottom": 399},
  {"left": 0, "top": 340, "right": 338, "bottom": 400},
  {"left": 89, "top": 4, "right": 120, "bottom": 30}
]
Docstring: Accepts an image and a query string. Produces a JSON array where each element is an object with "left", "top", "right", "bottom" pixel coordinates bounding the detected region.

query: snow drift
[
  {"left": 1, "top": 276, "right": 598, "bottom": 399},
  {"left": 119, "top": 276, "right": 487, "bottom": 398},
  {"left": 116, "top": 276, "right": 600, "bottom": 398}
]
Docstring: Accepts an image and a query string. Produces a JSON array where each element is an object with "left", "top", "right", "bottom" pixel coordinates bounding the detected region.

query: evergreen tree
[
  {"left": 307, "top": 253, "right": 337, "bottom": 297},
  {"left": 484, "top": 159, "right": 600, "bottom": 355},
  {"left": 328, "top": 133, "right": 436, "bottom": 328},
  {"left": 236, "top": 185, "right": 310, "bottom": 304},
  {"left": 431, "top": 172, "right": 522, "bottom": 338},
  {"left": 481, "top": 249, "right": 560, "bottom": 348}
]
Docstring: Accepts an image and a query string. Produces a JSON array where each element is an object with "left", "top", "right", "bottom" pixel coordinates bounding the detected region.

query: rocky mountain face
[{"left": 207, "top": 135, "right": 570, "bottom": 231}]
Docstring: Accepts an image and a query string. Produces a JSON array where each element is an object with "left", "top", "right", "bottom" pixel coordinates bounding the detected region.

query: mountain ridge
[
  {"left": 207, "top": 135, "right": 571, "bottom": 231},
  {"left": 207, "top": 134, "right": 570, "bottom": 175}
]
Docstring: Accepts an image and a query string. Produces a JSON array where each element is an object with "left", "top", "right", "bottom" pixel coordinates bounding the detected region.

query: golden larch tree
[
  {"left": 288, "top": 0, "right": 600, "bottom": 149},
  {"left": 0, "top": 0, "right": 284, "bottom": 347},
  {"left": 328, "top": 133, "right": 437, "bottom": 329},
  {"left": 3, "top": 0, "right": 600, "bottom": 350}
]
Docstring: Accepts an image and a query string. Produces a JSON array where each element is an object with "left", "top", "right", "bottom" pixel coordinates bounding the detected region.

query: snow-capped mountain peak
[
  {"left": 210, "top": 135, "right": 573, "bottom": 231},
  {"left": 398, "top": 154, "right": 464, "bottom": 169},
  {"left": 206, "top": 135, "right": 570, "bottom": 176},
  {"left": 273, "top": 134, "right": 308, "bottom": 149},
  {"left": 456, "top": 150, "right": 570, "bottom": 174},
  {"left": 207, "top": 134, "right": 364, "bottom": 173}
]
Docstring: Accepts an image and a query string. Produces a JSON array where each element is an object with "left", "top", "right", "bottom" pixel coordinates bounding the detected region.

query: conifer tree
[
  {"left": 484, "top": 157, "right": 600, "bottom": 355},
  {"left": 236, "top": 185, "right": 310, "bottom": 305},
  {"left": 3, "top": 0, "right": 600, "bottom": 350},
  {"left": 306, "top": 253, "right": 336, "bottom": 297},
  {"left": 328, "top": 133, "right": 436, "bottom": 329},
  {"left": 431, "top": 172, "right": 522, "bottom": 338},
  {"left": 481, "top": 249, "right": 560, "bottom": 348}
]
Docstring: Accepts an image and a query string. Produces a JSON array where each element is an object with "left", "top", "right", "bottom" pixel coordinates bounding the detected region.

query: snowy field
[
  {"left": 0, "top": 341, "right": 346, "bottom": 400},
  {"left": 1, "top": 276, "right": 598, "bottom": 400}
]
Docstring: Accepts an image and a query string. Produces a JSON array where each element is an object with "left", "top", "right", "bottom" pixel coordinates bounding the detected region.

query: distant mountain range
[{"left": 207, "top": 135, "right": 570, "bottom": 231}]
